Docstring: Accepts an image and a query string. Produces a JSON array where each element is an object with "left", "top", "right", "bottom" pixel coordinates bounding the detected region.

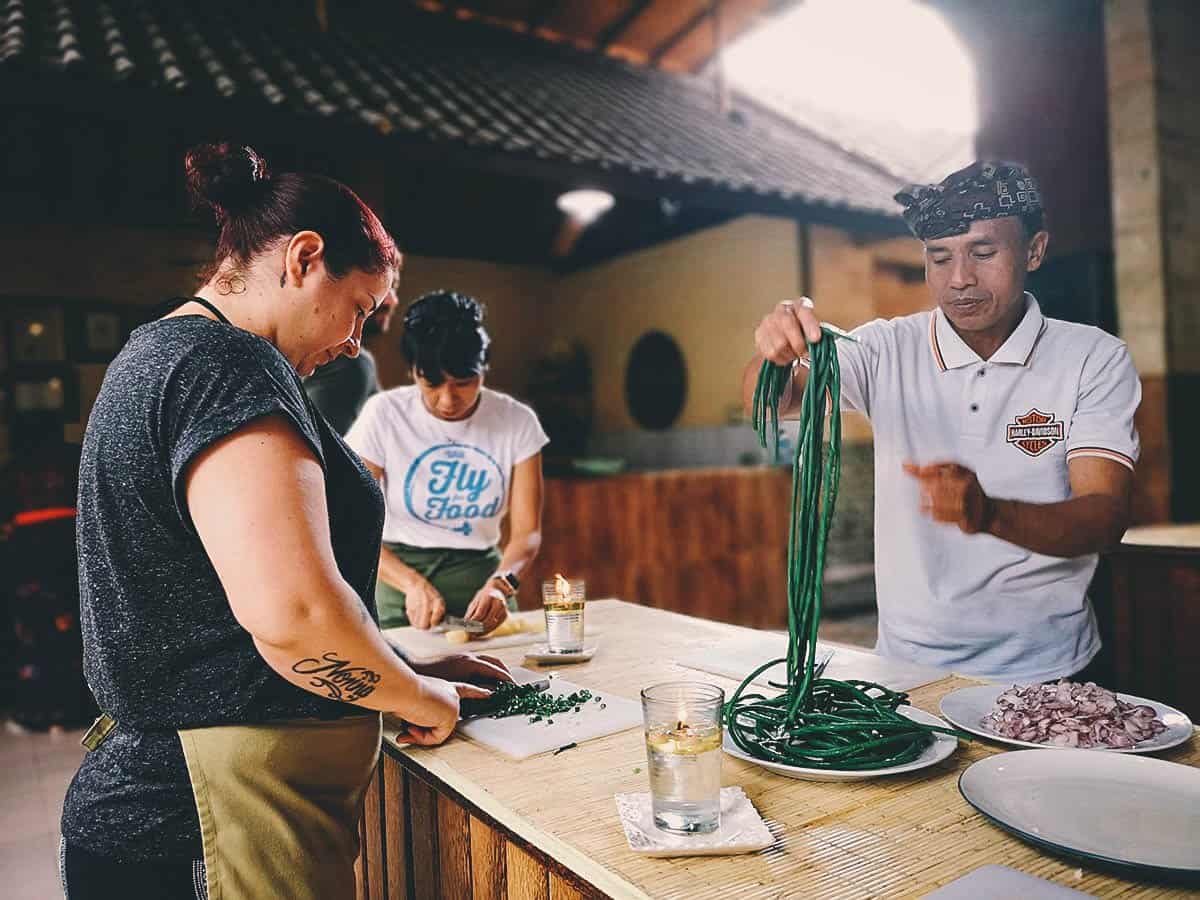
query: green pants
[{"left": 376, "top": 542, "right": 514, "bottom": 629}]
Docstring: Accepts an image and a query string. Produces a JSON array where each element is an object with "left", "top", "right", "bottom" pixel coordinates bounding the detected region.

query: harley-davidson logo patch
[{"left": 1006, "top": 408, "right": 1065, "bottom": 457}]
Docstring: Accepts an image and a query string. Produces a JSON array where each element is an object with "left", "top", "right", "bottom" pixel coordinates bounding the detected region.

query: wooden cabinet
[
  {"left": 1099, "top": 529, "right": 1200, "bottom": 719},
  {"left": 522, "top": 468, "right": 794, "bottom": 629}
]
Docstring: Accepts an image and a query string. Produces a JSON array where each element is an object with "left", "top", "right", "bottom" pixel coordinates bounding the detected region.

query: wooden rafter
[
  {"left": 525, "top": 0, "right": 563, "bottom": 32},
  {"left": 648, "top": 5, "right": 713, "bottom": 66},
  {"left": 595, "top": 0, "right": 654, "bottom": 53},
  {"left": 407, "top": 1, "right": 800, "bottom": 72}
]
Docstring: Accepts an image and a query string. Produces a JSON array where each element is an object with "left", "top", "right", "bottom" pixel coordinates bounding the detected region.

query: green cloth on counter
[{"left": 376, "top": 542, "right": 513, "bottom": 629}]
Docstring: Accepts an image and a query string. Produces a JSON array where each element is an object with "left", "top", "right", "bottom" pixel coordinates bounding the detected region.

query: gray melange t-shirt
[{"left": 62, "top": 313, "right": 384, "bottom": 861}]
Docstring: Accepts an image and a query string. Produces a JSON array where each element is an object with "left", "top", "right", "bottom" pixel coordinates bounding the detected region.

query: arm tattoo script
[{"left": 291, "top": 651, "right": 381, "bottom": 702}]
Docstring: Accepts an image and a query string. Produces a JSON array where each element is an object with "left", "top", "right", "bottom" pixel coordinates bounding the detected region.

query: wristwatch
[{"left": 492, "top": 570, "right": 520, "bottom": 597}]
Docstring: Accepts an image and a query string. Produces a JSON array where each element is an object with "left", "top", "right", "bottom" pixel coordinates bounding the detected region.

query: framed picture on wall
[
  {"left": 67, "top": 304, "right": 132, "bottom": 363},
  {"left": 7, "top": 306, "right": 66, "bottom": 363},
  {"left": 6, "top": 364, "right": 80, "bottom": 424}
]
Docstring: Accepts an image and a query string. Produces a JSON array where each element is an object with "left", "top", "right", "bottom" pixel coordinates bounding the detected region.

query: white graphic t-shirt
[{"left": 346, "top": 386, "right": 548, "bottom": 550}]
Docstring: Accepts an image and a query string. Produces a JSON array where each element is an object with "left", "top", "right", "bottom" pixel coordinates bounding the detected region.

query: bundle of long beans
[{"left": 729, "top": 328, "right": 963, "bottom": 770}]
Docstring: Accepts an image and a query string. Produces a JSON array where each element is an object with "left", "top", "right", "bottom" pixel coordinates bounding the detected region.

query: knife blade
[
  {"left": 458, "top": 677, "right": 552, "bottom": 720},
  {"left": 432, "top": 615, "right": 487, "bottom": 634}
]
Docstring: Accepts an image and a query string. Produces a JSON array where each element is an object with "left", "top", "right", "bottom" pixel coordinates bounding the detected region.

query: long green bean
[{"left": 730, "top": 330, "right": 964, "bottom": 770}]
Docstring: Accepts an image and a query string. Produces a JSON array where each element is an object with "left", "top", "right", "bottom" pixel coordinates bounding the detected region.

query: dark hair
[
  {"left": 185, "top": 142, "right": 396, "bottom": 281},
  {"left": 1019, "top": 208, "right": 1045, "bottom": 241},
  {"left": 401, "top": 291, "right": 490, "bottom": 385}
]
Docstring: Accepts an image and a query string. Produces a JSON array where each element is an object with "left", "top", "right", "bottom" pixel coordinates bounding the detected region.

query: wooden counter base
[{"left": 354, "top": 748, "right": 606, "bottom": 900}]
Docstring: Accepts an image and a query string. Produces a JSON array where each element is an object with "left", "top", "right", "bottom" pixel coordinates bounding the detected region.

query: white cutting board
[
  {"left": 456, "top": 676, "right": 641, "bottom": 760},
  {"left": 924, "top": 865, "right": 1095, "bottom": 899},
  {"left": 383, "top": 611, "right": 551, "bottom": 662},
  {"left": 674, "top": 634, "right": 946, "bottom": 693}
]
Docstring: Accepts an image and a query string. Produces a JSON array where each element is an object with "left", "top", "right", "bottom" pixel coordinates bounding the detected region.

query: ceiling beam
[
  {"left": 648, "top": 5, "right": 713, "bottom": 67},
  {"left": 595, "top": 0, "right": 653, "bottom": 53},
  {"left": 525, "top": 0, "right": 563, "bottom": 32},
  {"left": 712, "top": 0, "right": 728, "bottom": 112}
]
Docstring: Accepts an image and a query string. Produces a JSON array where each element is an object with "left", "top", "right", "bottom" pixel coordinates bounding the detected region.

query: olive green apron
[
  {"left": 376, "top": 542, "right": 514, "bottom": 629},
  {"left": 178, "top": 713, "right": 382, "bottom": 900}
]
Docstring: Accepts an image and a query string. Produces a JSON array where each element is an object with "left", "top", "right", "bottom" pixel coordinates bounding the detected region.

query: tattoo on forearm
[{"left": 291, "top": 651, "right": 380, "bottom": 702}]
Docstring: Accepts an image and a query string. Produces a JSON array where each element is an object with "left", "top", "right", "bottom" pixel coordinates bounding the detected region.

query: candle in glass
[
  {"left": 641, "top": 681, "right": 724, "bottom": 834},
  {"left": 542, "top": 574, "right": 585, "bottom": 653}
]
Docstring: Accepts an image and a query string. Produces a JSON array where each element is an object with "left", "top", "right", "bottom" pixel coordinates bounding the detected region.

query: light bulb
[{"left": 556, "top": 189, "right": 615, "bottom": 226}]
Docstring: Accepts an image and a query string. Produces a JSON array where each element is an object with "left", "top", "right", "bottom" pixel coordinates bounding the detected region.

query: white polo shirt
[{"left": 836, "top": 294, "right": 1140, "bottom": 682}]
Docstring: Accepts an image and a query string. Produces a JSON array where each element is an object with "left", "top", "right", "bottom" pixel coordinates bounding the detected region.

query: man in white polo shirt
[{"left": 743, "top": 161, "right": 1139, "bottom": 683}]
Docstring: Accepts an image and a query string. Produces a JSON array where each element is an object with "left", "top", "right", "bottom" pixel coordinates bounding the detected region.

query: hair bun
[{"left": 185, "top": 142, "right": 270, "bottom": 222}]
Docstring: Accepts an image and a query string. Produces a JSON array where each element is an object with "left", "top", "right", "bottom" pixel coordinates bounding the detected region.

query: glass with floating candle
[
  {"left": 641, "top": 681, "right": 724, "bottom": 834},
  {"left": 542, "top": 574, "right": 586, "bottom": 653}
]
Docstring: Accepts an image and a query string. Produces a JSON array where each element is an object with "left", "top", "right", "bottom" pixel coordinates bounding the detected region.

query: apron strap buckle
[{"left": 81, "top": 713, "right": 117, "bottom": 751}]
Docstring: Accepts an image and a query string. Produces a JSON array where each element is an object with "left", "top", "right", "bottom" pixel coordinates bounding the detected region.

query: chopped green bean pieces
[{"left": 474, "top": 682, "right": 594, "bottom": 722}]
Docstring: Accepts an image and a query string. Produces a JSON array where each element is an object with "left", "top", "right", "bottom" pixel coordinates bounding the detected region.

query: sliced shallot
[{"left": 981, "top": 680, "right": 1167, "bottom": 749}]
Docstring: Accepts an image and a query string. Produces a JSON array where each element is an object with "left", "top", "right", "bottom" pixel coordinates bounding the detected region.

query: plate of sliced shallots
[{"left": 940, "top": 680, "right": 1193, "bottom": 753}]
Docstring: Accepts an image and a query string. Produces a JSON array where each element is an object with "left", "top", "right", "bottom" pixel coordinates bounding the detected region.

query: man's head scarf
[{"left": 894, "top": 161, "right": 1042, "bottom": 241}]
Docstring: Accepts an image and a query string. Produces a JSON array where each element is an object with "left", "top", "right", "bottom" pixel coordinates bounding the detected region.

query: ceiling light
[{"left": 557, "top": 189, "right": 615, "bottom": 226}]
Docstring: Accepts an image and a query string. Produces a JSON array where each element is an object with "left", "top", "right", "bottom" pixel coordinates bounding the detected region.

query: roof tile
[{"left": 1, "top": 0, "right": 902, "bottom": 218}]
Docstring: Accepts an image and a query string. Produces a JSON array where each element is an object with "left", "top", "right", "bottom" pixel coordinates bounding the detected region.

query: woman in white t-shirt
[{"left": 347, "top": 291, "right": 548, "bottom": 631}]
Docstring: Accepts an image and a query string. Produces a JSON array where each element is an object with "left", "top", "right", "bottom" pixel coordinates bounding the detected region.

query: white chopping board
[
  {"left": 456, "top": 674, "right": 641, "bottom": 760},
  {"left": 383, "top": 611, "right": 553, "bottom": 662},
  {"left": 674, "top": 634, "right": 946, "bottom": 693},
  {"left": 923, "top": 865, "right": 1095, "bottom": 899}
]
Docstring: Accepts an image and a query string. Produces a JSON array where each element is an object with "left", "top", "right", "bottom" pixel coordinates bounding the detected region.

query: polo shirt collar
[{"left": 929, "top": 292, "right": 1046, "bottom": 372}]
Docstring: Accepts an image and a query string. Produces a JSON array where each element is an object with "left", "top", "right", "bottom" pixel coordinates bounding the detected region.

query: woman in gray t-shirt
[{"left": 63, "top": 143, "right": 506, "bottom": 900}]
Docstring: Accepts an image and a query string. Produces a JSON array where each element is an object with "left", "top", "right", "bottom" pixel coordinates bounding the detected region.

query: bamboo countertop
[{"left": 383, "top": 600, "right": 1200, "bottom": 899}]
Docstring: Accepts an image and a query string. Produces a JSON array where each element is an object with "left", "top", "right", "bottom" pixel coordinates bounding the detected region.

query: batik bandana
[{"left": 894, "top": 161, "right": 1042, "bottom": 240}]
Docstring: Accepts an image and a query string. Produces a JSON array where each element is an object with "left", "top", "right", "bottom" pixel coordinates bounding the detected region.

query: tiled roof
[{"left": 0, "top": 0, "right": 904, "bottom": 220}]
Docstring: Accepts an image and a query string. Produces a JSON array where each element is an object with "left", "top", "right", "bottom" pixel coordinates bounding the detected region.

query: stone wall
[{"left": 1105, "top": 0, "right": 1200, "bottom": 521}]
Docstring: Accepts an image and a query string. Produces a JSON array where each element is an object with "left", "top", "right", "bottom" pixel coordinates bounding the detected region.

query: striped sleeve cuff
[{"left": 1066, "top": 446, "right": 1136, "bottom": 471}]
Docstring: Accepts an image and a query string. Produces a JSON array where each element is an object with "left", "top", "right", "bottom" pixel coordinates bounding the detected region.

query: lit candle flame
[{"left": 554, "top": 573, "right": 571, "bottom": 601}]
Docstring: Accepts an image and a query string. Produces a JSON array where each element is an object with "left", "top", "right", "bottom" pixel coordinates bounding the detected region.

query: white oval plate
[
  {"left": 722, "top": 705, "right": 959, "bottom": 782},
  {"left": 959, "top": 749, "right": 1200, "bottom": 875},
  {"left": 939, "top": 684, "right": 1194, "bottom": 754}
]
